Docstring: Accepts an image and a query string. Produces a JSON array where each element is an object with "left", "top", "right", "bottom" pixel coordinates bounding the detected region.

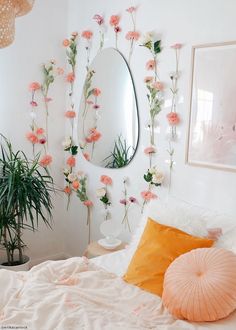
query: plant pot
[{"left": 0, "top": 255, "right": 30, "bottom": 271}]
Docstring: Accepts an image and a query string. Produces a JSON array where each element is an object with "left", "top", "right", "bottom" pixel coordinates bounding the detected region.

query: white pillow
[{"left": 128, "top": 196, "right": 236, "bottom": 255}]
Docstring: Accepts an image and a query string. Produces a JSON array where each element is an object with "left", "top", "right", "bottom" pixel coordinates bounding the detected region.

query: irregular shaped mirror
[{"left": 78, "top": 48, "right": 139, "bottom": 168}]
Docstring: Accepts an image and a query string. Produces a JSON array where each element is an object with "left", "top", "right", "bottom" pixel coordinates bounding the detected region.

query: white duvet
[{"left": 0, "top": 257, "right": 236, "bottom": 330}]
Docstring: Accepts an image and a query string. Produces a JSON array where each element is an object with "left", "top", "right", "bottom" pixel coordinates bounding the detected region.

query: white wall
[
  {"left": 0, "top": 0, "right": 68, "bottom": 263},
  {"left": 66, "top": 0, "right": 236, "bottom": 256}
]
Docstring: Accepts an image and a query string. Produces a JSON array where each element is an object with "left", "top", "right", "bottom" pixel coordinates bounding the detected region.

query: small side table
[{"left": 83, "top": 241, "right": 126, "bottom": 259}]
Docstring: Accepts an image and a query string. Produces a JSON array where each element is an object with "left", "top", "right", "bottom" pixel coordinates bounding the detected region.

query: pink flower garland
[
  {"left": 166, "top": 43, "right": 182, "bottom": 192},
  {"left": 63, "top": 32, "right": 79, "bottom": 208},
  {"left": 109, "top": 15, "right": 121, "bottom": 49},
  {"left": 125, "top": 6, "right": 140, "bottom": 63},
  {"left": 140, "top": 35, "right": 164, "bottom": 213},
  {"left": 82, "top": 29, "right": 93, "bottom": 71},
  {"left": 120, "top": 177, "right": 137, "bottom": 232},
  {"left": 97, "top": 175, "right": 112, "bottom": 221},
  {"left": 93, "top": 14, "right": 105, "bottom": 51}
]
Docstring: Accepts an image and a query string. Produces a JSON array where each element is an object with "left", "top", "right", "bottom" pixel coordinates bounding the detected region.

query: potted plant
[{"left": 0, "top": 135, "right": 54, "bottom": 271}]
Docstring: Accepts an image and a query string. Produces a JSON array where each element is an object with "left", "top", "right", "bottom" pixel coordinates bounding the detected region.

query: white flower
[
  {"left": 141, "top": 32, "right": 153, "bottom": 44},
  {"left": 62, "top": 137, "right": 72, "bottom": 149},
  {"left": 149, "top": 167, "right": 156, "bottom": 175},
  {"left": 68, "top": 173, "right": 77, "bottom": 182},
  {"left": 152, "top": 170, "right": 164, "bottom": 184},
  {"left": 96, "top": 188, "right": 106, "bottom": 198}
]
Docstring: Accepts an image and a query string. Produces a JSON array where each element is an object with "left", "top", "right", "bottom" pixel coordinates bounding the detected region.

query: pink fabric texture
[{"left": 162, "top": 248, "right": 236, "bottom": 322}]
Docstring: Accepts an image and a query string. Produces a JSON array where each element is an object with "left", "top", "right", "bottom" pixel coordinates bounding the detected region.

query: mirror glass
[{"left": 78, "top": 48, "right": 139, "bottom": 168}]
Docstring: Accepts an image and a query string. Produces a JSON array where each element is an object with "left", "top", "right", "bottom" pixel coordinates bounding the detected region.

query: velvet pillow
[
  {"left": 123, "top": 218, "right": 213, "bottom": 296},
  {"left": 162, "top": 248, "right": 236, "bottom": 322}
]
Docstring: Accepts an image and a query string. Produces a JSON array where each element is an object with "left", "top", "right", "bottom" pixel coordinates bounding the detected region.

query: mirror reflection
[{"left": 78, "top": 48, "right": 139, "bottom": 168}]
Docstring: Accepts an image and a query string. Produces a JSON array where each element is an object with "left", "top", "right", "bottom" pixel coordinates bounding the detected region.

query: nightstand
[{"left": 83, "top": 241, "right": 126, "bottom": 258}]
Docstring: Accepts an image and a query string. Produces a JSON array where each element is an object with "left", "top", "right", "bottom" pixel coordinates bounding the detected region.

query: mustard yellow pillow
[{"left": 123, "top": 218, "right": 214, "bottom": 296}]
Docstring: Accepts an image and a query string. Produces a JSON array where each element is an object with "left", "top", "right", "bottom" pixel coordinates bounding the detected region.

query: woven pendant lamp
[{"left": 0, "top": 0, "right": 34, "bottom": 48}]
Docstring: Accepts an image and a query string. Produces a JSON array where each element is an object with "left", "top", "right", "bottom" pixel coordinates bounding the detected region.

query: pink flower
[
  {"left": 83, "top": 152, "right": 90, "bottom": 161},
  {"left": 36, "top": 128, "right": 44, "bottom": 135},
  {"left": 30, "top": 101, "right": 38, "bottom": 107},
  {"left": 56, "top": 67, "right": 64, "bottom": 75},
  {"left": 72, "top": 180, "right": 80, "bottom": 190},
  {"left": 64, "top": 186, "right": 72, "bottom": 194},
  {"left": 171, "top": 43, "right": 182, "bottom": 49},
  {"left": 144, "top": 146, "right": 156, "bottom": 154},
  {"left": 29, "top": 82, "right": 41, "bottom": 91},
  {"left": 39, "top": 154, "right": 52, "bottom": 167},
  {"left": 93, "top": 14, "right": 104, "bottom": 25},
  {"left": 100, "top": 175, "right": 112, "bottom": 185},
  {"left": 126, "top": 6, "right": 136, "bottom": 13},
  {"left": 129, "top": 196, "right": 137, "bottom": 203},
  {"left": 120, "top": 199, "right": 127, "bottom": 205},
  {"left": 93, "top": 88, "right": 101, "bottom": 96},
  {"left": 167, "top": 112, "right": 180, "bottom": 126},
  {"left": 65, "top": 110, "right": 76, "bottom": 118},
  {"left": 71, "top": 31, "right": 78, "bottom": 37},
  {"left": 82, "top": 30, "right": 93, "bottom": 40},
  {"left": 114, "top": 26, "right": 121, "bottom": 33},
  {"left": 146, "top": 59, "right": 156, "bottom": 70},
  {"left": 67, "top": 156, "right": 76, "bottom": 167},
  {"left": 141, "top": 191, "right": 157, "bottom": 201},
  {"left": 66, "top": 72, "right": 75, "bottom": 83},
  {"left": 144, "top": 76, "right": 153, "bottom": 83},
  {"left": 110, "top": 15, "right": 120, "bottom": 26},
  {"left": 125, "top": 31, "right": 140, "bottom": 41},
  {"left": 45, "top": 97, "right": 52, "bottom": 103},
  {"left": 86, "top": 128, "right": 102, "bottom": 143},
  {"left": 26, "top": 132, "right": 38, "bottom": 144},
  {"left": 152, "top": 81, "right": 164, "bottom": 91},
  {"left": 83, "top": 200, "right": 93, "bottom": 206},
  {"left": 63, "top": 39, "right": 70, "bottom": 47},
  {"left": 39, "top": 138, "right": 46, "bottom": 145}
]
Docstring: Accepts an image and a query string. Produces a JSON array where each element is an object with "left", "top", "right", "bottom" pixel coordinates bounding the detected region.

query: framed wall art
[{"left": 186, "top": 41, "right": 236, "bottom": 172}]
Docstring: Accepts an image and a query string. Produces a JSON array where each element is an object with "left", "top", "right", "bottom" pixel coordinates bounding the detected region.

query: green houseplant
[
  {"left": 0, "top": 135, "right": 54, "bottom": 268},
  {"left": 104, "top": 135, "right": 134, "bottom": 168}
]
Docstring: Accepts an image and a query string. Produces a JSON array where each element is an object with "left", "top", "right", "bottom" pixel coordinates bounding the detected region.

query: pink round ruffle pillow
[{"left": 162, "top": 248, "right": 236, "bottom": 322}]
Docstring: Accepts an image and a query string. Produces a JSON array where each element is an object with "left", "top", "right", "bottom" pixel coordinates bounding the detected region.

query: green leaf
[
  {"left": 154, "top": 183, "right": 161, "bottom": 187},
  {"left": 140, "top": 41, "right": 152, "bottom": 50},
  {"left": 144, "top": 172, "right": 152, "bottom": 183},
  {"left": 71, "top": 146, "right": 78, "bottom": 156},
  {"left": 154, "top": 40, "right": 162, "bottom": 54}
]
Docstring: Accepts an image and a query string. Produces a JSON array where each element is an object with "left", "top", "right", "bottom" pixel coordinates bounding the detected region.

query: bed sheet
[
  {"left": 91, "top": 249, "right": 236, "bottom": 330},
  {"left": 91, "top": 247, "right": 132, "bottom": 276}
]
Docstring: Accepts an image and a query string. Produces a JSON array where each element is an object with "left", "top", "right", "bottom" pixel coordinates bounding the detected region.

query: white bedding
[
  {"left": 92, "top": 250, "right": 236, "bottom": 330},
  {"left": 0, "top": 255, "right": 236, "bottom": 330}
]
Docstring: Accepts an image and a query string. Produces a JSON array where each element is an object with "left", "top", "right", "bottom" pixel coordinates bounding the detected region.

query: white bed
[
  {"left": 93, "top": 250, "right": 236, "bottom": 330},
  {"left": 0, "top": 251, "right": 235, "bottom": 330},
  {"left": 1, "top": 199, "right": 236, "bottom": 329}
]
